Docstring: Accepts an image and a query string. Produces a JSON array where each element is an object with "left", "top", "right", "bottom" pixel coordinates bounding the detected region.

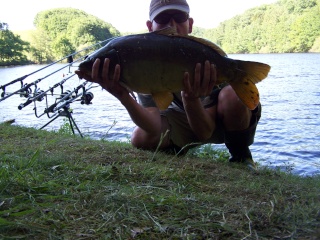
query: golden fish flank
[{"left": 76, "top": 28, "right": 271, "bottom": 110}]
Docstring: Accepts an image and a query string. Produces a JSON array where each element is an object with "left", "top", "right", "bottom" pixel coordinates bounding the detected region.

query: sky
[{"left": 1, "top": 0, "right": 277, "bottom": 32}]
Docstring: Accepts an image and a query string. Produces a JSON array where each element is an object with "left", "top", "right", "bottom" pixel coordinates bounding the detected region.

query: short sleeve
[{"left": 138, "top": 93, "right": 157, "bottom": 108}]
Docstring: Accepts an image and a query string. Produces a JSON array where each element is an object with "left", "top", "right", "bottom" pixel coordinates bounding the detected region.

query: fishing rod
[
  {"left": 0, "top": 36, "right": 117, "bottom": 102},
  {"left": 0, "top": 64, "right": 74, "bottom": 102},
  {"left": 43, "top": 81, "right": 96, "bottom": 115},
  {"left": 0, "top": 36, "right": 119, "bottom": 136},
  {"left": 17, "top": 73, "right": 76, "bottom": 112},
  {"left": 33, "top": 81, "right": 97, "bottom": 120},
  {"left": 1, "top": 55, "right": 77, "bottom": 100},
  {"left": 39, "top": 81, "right": 97, "bottom": 138}
]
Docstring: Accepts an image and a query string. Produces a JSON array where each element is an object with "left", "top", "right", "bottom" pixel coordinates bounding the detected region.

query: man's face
[{"left": 147, "top": 10, "right": 193, "bottom": 35}]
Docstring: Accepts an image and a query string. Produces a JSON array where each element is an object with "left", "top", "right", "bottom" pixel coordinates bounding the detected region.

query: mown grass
[{"left": 0, "top": 123, "right": 319, "bottom": 239}]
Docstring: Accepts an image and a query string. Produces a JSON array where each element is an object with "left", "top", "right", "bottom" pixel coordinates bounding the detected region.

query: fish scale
[{"left": 76, "top": 27, "right": 271, "bottom": 110}]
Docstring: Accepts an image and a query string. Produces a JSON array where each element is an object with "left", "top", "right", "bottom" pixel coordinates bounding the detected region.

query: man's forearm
[
  {"left": 183, "top": 97, "right": 216, "bottom": 141},
  {"left": 120, "top": 94, "right": 162, "bottom": 135}
]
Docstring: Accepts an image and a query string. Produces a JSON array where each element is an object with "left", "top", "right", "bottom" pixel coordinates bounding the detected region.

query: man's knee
[
  {"left": 131, "top": 128, "right": 148, "bottom": 149},
  {"left": 131, "top": 128, "right": 159, "bottom": 150},
  {"left": 218, "top": 86, "right": 252, "bottom": 130},
  {"left": 218, "top": 86, "right": 249, "bottom": 110},
  {"left": 131, "top": 126, "right": 171, "bottom": 150}
]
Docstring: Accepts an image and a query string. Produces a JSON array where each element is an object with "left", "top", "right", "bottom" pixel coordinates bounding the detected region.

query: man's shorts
[{"left": 161, "top": 103, "right": 262, "bottom": 153}]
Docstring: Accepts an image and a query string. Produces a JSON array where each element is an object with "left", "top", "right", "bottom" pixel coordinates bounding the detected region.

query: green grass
[{"left": 0, "top": 123, "right": 319, "bottom": 239}]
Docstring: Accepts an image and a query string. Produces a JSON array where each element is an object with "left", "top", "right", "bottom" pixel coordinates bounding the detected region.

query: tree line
[
  {"left": 0, "top": 23, "right": 30, "bottom": 65},
  {"left": 1, "top": 0, "right": 319, "bottom": 66},
  {"left": 200, "top": 0, "right": 320, "bottom": 53},
  {"left": 0, "top": 8, "right": 120, "bottom": 65}
]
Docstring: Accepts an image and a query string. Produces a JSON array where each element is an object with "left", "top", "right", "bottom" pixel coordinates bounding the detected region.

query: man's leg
[
  {"left": 217, "top": 86, "right": 261, "bottom": 169},
  {"left": 131, "top": 115, "right": 171, "bottom": 150}
]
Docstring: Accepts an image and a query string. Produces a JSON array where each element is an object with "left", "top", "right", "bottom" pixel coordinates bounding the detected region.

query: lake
[{"left": 1, "top": 53, "right": 319, "bottom": 176}]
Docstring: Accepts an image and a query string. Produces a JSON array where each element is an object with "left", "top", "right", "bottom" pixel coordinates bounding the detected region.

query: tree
[
  {"left": 203, "top": 0, "right": 320, "bottom": 53},
  {"left": 191, "top": 26, "right": 206, "bottom": 38},
  {"left": 0, "top": 22, "right": 29, "bottom": 65},
  {"left": 0, "top": 22, "right": 8, "bottom": 30},
  {"left": 289, "top": 7, "right": 320, "bottom": 52},
  {"left": 280, "top": 0, "right": 317, "bottom": 13},
  {"left": 33, "top": 8, "right": 121, "bottom": 59},
  {"left": 67, "top": 17, "right": 115, "bottom": 50},
  {"left": 51, "top": 34, "right": 76, "bottom": 59},
  {"left": 28, "top": 29, "right": 54, "bottom": 63}
]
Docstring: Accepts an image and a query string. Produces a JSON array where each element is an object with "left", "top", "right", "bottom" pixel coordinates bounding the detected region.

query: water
[{"left": 1, "top": 53, "right": 319, "bottom": 176}]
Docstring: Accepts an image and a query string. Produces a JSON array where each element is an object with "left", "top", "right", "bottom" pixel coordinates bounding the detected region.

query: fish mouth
[{"left": 74, "top": 70, "right": 92, "bottom": 81}]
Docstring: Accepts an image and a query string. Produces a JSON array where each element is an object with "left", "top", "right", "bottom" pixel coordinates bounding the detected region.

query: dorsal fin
[
  {"left": 154, "top": 27, "right": 179, "bottom": 36},
  {"left": 154, "top": 27, "right": 227, "bottom": 57},
  {"left": 186, "top": 35, "right": 227, "bottom": 57}
]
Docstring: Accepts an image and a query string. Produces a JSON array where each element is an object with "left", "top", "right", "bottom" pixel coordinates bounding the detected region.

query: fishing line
[
  {"left": 16, "top": 73, "right": 76, "bottom": 112},
  {"left": 0, "top": 36, "right": 117, "bottom": 102},
  {"left": 0, "top": 35, "right": 119, "bottom": 136}
]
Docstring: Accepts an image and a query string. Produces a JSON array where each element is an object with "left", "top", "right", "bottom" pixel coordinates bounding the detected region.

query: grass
[{"left": 0, "top": 123, "right": 319, "bottom": 239}]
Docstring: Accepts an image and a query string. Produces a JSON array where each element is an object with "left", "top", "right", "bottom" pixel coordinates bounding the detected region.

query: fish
[{"left": 75, "top": 27, "right": 271, "bottom": 110}]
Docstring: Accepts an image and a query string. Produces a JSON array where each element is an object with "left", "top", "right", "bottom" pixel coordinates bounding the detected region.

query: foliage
[
  {"left": 310, "top": 36, "right": 320, "bottom": 52},
  {"left": 0, "top": 22, "right": 30, "bottom": 65},
  {"left": 0, "top": 22, "right": 8, "bottom": 30},
  {"left": 27, "top": 29, "right": 54, "bottom": 63},
  {"left": 31, "top": 8, "right": 121, "bottom": 63},
  {"left": 289, "top": 6, "right": 320, "bottom": 52},
  {"left": 190, "top": 26, "right": 207, "bottom": 38},
  {"left": 202, "top": 0, "right": 320, "bottom": 53},
  {"left": 56, "top": 118, "right": 75, "bottom": 136}
]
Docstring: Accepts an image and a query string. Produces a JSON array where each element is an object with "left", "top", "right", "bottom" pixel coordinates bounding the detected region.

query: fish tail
[
  {"left": 236, "top": 60, "right": 271, "bottom": 84},
  {"left": 229, "top": 60, "right": 271, "bottom": 110}
]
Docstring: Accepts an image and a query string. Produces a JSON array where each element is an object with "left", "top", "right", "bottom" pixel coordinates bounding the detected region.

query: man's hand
[
  {"left": 181, "top": 60, "right": 217, "bottom": 141},
  {"left": 182, "top": 60, "right": 217, "bottom": 100},
  {"left": 92, "top": 58, "right": 129, "bottom": 100}
]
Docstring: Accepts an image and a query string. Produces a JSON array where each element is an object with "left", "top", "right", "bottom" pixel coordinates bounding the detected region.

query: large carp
[{"left": 75, "top": 28, "right": 271, "bottom": 110}]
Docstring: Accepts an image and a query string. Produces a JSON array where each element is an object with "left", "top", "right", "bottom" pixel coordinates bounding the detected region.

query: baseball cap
[{"left": 149, "top": 0, "right": 190, "bottom": 21}]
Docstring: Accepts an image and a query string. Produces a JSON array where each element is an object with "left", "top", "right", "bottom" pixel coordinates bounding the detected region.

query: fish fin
[
  {"left": 119, "top": 82, "right": 136, "bottom": 100},
  {"left": 185, "top": 35, "right": 227, "bottom": 57},
  {"left": 236, "top": 60, "right": 271, "bottom": 84},
  {"left": 229, "top": 77, "right": 260, "bottom": 110},
  {"left": 154, "top": 27, "right": 179, "bottom": 36},
  {"left": 152, "top": 92, "right": 174, "bottom": 110},
  {"left": 229, "top": 60, "right": 270, "bottom": 110},
  {"left": 155, "top": 27, "right": 227, "bottom": 57}
]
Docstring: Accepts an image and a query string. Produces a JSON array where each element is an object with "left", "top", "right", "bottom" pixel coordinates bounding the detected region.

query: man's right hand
[{"left": 92, "top": 58, "right": 129, "bottom": 100}]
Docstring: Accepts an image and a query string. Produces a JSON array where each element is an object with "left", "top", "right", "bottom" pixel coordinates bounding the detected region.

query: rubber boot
[{"left": 224, "top": 125, "right": 257, "bottom": 170}]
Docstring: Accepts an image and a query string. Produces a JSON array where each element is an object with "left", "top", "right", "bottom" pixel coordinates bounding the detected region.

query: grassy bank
[{"left": 0, "top": 123, "right": 319, "bottom": 239}]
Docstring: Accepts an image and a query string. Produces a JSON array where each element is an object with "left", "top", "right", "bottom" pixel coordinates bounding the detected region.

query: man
[{"left": 90, "top": 0, "right": 261, "bottom": 169}]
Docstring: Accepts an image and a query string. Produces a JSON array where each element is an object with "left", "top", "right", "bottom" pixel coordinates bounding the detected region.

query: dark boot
[
  {"left": 225, "top": 126, "right": 257, "bottom": 170},
  {"left": 224, "top": 103, "right": 261, "bottom": 170}
]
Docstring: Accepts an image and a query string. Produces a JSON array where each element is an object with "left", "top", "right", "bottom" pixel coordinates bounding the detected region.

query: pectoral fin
[
  {"left": 229, "top": 78, "right": 260, "bottom": 110},
  {"left": 152, "top": 92, "right": 174, "bottom": 110}
]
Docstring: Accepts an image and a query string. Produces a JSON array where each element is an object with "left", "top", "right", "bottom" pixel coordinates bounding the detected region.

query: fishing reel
[
  {"left": 81, "top": 92, "right": 94, "bottom": 105},
  {"left": 19, "top": 84, "right": 32, "bottom": 98},
  {"left": 17, "top": 89, "right": 45, "bottom": 110},
  {"left": 60, "top": 90, "right": 76, "bottom": 100},
  {"left": 0, "top": 86, "right": 5, "bottom": 98},
  {"left": 34, "top": 90, "right": 45, "bottom": 102}
]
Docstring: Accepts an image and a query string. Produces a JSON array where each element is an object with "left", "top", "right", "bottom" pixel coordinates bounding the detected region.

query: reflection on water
[{"left": 1, "top": 53, "right": 320, "bottom": 176}]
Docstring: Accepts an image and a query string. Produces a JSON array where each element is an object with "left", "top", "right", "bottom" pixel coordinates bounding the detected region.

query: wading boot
[{"left": 225, "top": 127, "right": 257, "bottom": 171}]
